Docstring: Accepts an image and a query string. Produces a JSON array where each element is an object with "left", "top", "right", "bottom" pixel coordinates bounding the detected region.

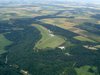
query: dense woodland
[{"left": 0, "top": 17, "right": 100, "bottom": 75}]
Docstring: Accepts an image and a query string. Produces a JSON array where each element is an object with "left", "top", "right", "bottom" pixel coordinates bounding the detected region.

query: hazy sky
[
  {"left": 74, "top": 0, "right": 100, "bottom": 2},
  {"left": 60, "top": 0, "right": 100, "bottom": 3},
  {"left": 0, "top": 0, "right": 100, "bottom": 3}
]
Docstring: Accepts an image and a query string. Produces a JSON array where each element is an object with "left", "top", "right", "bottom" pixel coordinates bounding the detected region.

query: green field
[
  {"left": 32, "top": 24, "right": 65, "bottom": 49},
  {"left": 94, "top": 45, "right": 100, "bottom": 48},
  {"left": 75, "top": 66, "right": 98, "bottom": 75},
  {"left": 0, "top": 34, "right": 12, "bottom": 54},
  {"left": 74, "top": 36, "right": 96, "bottom": 43}
]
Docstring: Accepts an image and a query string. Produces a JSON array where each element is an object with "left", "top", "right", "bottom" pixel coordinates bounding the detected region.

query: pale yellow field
[
  {"left": 97, "top": 20, "right": 100, "bottom": 24},
  {"left": 41, "top": 18, "right": 75, "bottom": 29},
  {"left": 95, "top": 45, "right": 100, "bottom": 48},
  {"left": 40, "top": 10, "right": 56, "bottom": 15}
]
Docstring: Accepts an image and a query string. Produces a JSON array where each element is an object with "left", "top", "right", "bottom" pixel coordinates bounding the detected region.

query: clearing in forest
[{"left": 32, "top": 24, "right": 65, "bottom": 49}]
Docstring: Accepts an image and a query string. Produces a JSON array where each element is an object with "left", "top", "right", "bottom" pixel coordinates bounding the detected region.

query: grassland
[
  {"left": 40, "top": 10, "right": 57, "bottom": 15},
  {"left": 41, "top": 18, "right": 100, "bottom": 42},
  {"left": 0, "top": 6, "right": 42, "bottom": 20},
  {"left": 74, "top": 36, "right": 96, "bottom": 43},
  {"left": 94, "top": 45, "right": 100, "bottom": 48},
  {"left": 97, "top": 20, "right": 100, "bottom": 24},
  {"left": 75, "top": 66, "right": 98, "bottom": 75},
  {"left": 0, "top": 34, "right": 12, "bottom": 54},
  {"left": 32, "top": 24, "right": 65, "bottom": 49},
  {"left": 41, "top": 18, "right": 75, "bottom": 27}
]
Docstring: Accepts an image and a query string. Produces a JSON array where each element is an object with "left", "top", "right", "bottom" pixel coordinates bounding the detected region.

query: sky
[
  {"left": 72, "top": 0, "right": 100, "bottom": 2},
  {"left": 0, "top": 0, "right": 100, "bottom": 4}
]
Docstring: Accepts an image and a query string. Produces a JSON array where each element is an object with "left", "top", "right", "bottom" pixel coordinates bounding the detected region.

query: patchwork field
[
  {"left": 0, "top": 2, "right": 100, "bottom": 75},
  {"left": 41, "top": 18, "right": 100, "bottom": 42}
]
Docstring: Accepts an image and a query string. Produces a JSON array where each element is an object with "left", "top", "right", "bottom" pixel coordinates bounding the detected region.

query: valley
[{"left": 0, "top": 1, "right": 100, "bottom": 75}]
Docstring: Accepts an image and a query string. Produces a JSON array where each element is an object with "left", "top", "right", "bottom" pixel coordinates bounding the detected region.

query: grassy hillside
[
  {"left": 0, "top": 34, "right": 12, "bottom": 54},
  {"left": 33, "top": 24, "right": 65, "bottom": 49},
  {"left": 75, "top": 66, "right": 98, "bottom": 75},
  {"left": 74, "top": 36, "right": 96, "bottom": 43}
]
